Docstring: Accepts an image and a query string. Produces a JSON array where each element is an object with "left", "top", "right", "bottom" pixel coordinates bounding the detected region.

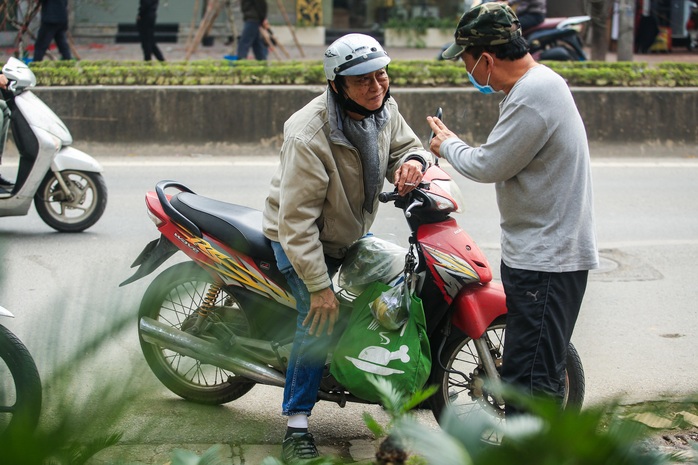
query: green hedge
[{"left": 26, "top": 59, "right": 698, "bottom": 87}]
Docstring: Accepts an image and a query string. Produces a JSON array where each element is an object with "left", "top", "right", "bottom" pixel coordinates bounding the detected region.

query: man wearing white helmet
[{"left": 263, "top": 33, "right": 432, "bottom": 461}]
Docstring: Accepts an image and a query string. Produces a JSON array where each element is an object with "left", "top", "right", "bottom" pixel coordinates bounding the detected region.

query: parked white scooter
[{"left": 0, "top": 57, "right": 106, "bottom": 232}]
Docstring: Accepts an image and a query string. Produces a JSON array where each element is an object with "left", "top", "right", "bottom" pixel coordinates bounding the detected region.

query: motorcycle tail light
[{"left": 147, "top": 209, "right": 165, "bottom": 227}]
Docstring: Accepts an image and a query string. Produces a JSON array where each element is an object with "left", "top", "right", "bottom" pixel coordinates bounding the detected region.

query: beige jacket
[{"left": 263, "top": 89, "right": 431, "bottom": 292}]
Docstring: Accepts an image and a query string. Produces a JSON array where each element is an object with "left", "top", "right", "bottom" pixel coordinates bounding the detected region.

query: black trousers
[
  {"left": 137, "top": 15, "right": 165, "bottom": 62},
  {"left": 500, "top": 262, "right": 588, "bottom": 413},
  {"left": 33, "top": 21, "right": 72, "bottom": 61}
]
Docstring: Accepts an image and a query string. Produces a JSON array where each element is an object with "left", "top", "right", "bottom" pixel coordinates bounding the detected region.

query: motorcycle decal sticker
[
  {"left": 422, "top": 244, "right": 480, "bottom": 301},
  {"left": 182, "top": 233, "right": 296, "bottom": 307}
]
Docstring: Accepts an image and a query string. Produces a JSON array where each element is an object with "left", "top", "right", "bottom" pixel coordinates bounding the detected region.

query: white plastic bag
[{"left": 339, "top": 236, "right": 406, "bottom": 295}]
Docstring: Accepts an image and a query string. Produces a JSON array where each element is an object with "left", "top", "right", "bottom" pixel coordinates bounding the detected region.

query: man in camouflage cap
[
  {"left": 442, "top": 2, "right": 522, "bottom": 59},
  {"left": 427, "top": 2, "right": 598, "bottom": 416}
]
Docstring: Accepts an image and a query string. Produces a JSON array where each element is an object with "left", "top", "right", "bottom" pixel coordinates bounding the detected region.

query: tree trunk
[
  {"left": 589, "top": 0, "right": 612, "bottom": 61},
  {"left": 616, "top": 0, "right": 635, "bottom": 61}
]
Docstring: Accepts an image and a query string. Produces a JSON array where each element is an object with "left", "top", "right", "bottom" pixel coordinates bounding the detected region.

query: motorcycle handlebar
[
  {"left": 379, "top": 189, "right": 425, "bottom": 219},
  {"left": 378, "top": 191, "right": 401, "bottom": 203}
]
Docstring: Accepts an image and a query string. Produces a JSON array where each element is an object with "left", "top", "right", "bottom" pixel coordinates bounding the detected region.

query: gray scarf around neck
[{"left": 342, "top": 114, "right": 381, "bottom": 214}]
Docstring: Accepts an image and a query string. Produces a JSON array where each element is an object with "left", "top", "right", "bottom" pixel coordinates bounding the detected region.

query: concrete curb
[{"left": 30, "top": 86, "right": 698, "bottom": 149}]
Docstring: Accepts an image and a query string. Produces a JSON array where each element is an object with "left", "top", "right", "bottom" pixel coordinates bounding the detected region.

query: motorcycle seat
[{"left": 171, "top": 192, "right": 276, "bottom": 262}]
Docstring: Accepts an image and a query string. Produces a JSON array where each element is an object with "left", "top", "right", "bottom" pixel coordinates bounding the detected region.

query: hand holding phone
[{"left": 428, "top": 107, "right": 443, "bottom": 142}]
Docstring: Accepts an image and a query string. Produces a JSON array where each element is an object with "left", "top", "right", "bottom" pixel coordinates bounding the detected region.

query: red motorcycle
[{"left": 121, "top": 163, "right": 584, "bottom": 442}]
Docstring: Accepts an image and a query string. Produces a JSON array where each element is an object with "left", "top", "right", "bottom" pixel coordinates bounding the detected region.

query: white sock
[{"left": 287, "top": 413, "right": 308, "bottom": 429}]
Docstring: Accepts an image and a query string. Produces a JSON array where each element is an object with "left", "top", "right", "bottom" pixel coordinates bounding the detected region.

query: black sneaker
[
  {"left": 282, "top": 432, "right": 319, "bottom": 462},
  {"left": 0, "top": 173, "right": 13, "bottom": 187}
]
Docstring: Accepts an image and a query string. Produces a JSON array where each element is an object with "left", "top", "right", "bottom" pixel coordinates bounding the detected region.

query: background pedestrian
[
  {"left": 237, "top": 0, "right": 268, "bottom": 60},
  {"left": 137, "top": 0, "right": 165, "bottom": 62},
  {"left": 33, "top": 0, "right": 72, "bottom": 62}
]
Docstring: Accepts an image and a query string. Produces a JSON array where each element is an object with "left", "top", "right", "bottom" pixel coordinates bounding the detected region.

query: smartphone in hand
[{"left": 428, "top": 107, "right": 443, "bottom": 142}]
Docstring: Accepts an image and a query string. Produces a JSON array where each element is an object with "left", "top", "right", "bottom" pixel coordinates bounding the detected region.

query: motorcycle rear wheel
[
  {"left": 34, "top": 170, "right": 108, "bottom": 232},
  {"left": 0, "top": 324, "right": 42, "bottom": 441},
  {"left": 138, "top": 262, "right": 256, "bottom": 405},
  {"left": 430, "top": 318, "right": 585, "bottom": 444}
]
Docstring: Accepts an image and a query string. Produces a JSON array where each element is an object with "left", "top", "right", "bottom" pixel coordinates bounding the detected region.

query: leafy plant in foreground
[
  {"left": 362, "top": 375, "right": 438, "bottom": 465},
  {"left": 392, "top": 386, "right": 695, "bottom": 465},
  {"left": 0, "top": 289, "right": 152, "bottom": 465}
]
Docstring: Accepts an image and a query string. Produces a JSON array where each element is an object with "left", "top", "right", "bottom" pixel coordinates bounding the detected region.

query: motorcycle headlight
[{"left": 429, "top": 179, "right": 465, "bottom": 213}]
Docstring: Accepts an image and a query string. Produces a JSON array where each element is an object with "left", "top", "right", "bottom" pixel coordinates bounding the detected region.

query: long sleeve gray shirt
[{"left": 441, "top": 64, "right": 598, "bottom": 273}]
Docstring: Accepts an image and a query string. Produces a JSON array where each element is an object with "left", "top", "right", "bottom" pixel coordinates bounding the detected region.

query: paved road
[{"left": 1, "top": 150, "right": 697, "bottom": 463}]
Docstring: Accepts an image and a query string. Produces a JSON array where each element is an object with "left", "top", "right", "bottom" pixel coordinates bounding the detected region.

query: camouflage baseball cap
[{"left": 441, "top": 2, "right": 522, "bottom": 60}]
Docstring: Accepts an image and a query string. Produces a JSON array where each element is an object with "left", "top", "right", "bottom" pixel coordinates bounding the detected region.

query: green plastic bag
[{"left": 330, "top": 281, "right": 431, "bottom": 403}]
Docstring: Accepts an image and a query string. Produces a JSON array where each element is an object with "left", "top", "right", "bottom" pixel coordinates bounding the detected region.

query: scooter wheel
[
  {"left": 0, "top": 324, "right": 42, "bottom": 442},
  {"left": 33, "top": 170, "right": 108, "bottom": 232}
]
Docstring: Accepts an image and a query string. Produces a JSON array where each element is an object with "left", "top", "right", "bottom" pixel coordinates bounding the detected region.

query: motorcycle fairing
[
  {"left": 422, "top": 244, "right": 479, "bottom": 300},
  {"left": 52, "top": 146, "right": 103, "bottom": 173},
  {"left": 450, "top": 281, "right": 507, "bottom": 339},
  {"left": 417, "top": 218, "right": 493, "bottom": 304},
  {"left": 15, "top": 91, "right": 72, "bottom": 146}
]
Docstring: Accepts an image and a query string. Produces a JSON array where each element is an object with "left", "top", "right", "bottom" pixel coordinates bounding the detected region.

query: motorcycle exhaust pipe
[{"left": 139, "top": 317, "right": 286, "bottom": 387}]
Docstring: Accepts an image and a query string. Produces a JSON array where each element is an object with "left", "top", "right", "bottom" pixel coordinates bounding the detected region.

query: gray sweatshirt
[{"left": 441, "top": 64, "right": 598, "bottom": 273}]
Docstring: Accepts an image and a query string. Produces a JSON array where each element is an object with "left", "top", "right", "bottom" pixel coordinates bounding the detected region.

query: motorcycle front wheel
[
  {"left": 430, "top": 318, "right": 585, "bottom": 444},
  {"left": 138, "top": 262, "right": 256, "bottom": 405},
  {"left": 0, "top": 324, "right": 42, "bottom": 441},
  {"left": 34, "top": 170, "right": 108, "bottom": 232}
]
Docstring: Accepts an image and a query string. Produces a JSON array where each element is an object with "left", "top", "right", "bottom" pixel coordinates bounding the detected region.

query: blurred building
[{"left": 1, "top": 0, "right": 693, "bottom": 50}]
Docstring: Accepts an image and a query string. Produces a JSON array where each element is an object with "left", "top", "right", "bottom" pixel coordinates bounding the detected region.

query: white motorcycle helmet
[{"left": 323, "top": 33, "right": 391, "bottom": 81}]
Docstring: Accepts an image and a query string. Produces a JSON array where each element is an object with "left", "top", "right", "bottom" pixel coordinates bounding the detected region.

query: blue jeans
[
  {"left": 237, "top": 20, "right": 268, "bottom": 60},
  {"left": 271, "top": 241, "right": 342, "bottom": 416}
]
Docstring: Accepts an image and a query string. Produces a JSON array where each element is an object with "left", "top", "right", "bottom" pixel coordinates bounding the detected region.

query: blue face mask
[{"left": 467, "top": 55, "right": 495, "bottom": 94}]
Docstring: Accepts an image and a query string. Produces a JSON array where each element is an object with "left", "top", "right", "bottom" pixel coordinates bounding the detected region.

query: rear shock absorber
[{"left": 190, "top": 283, "right": 222, "bottom": 334}]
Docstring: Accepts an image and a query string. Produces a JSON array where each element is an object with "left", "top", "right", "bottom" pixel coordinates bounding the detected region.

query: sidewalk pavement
[
  {"left": 17, "top": 38, "right": 698, "bottom": 64},
  {"left": 87, "top": 440, "right": 379, "bottom": 465}
]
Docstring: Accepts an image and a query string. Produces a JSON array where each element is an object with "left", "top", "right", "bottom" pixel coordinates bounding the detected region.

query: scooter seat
[
  {"left": 171, "top": 192, "right": 275, "bottom": 262},
  {"left": 525, "top": 17, "right": 564, "bottom": 35}
]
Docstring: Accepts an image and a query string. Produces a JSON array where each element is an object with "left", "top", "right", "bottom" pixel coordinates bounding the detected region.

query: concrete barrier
[{"left": 32, "top": 86, "right": 698, "bottom": 147}]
